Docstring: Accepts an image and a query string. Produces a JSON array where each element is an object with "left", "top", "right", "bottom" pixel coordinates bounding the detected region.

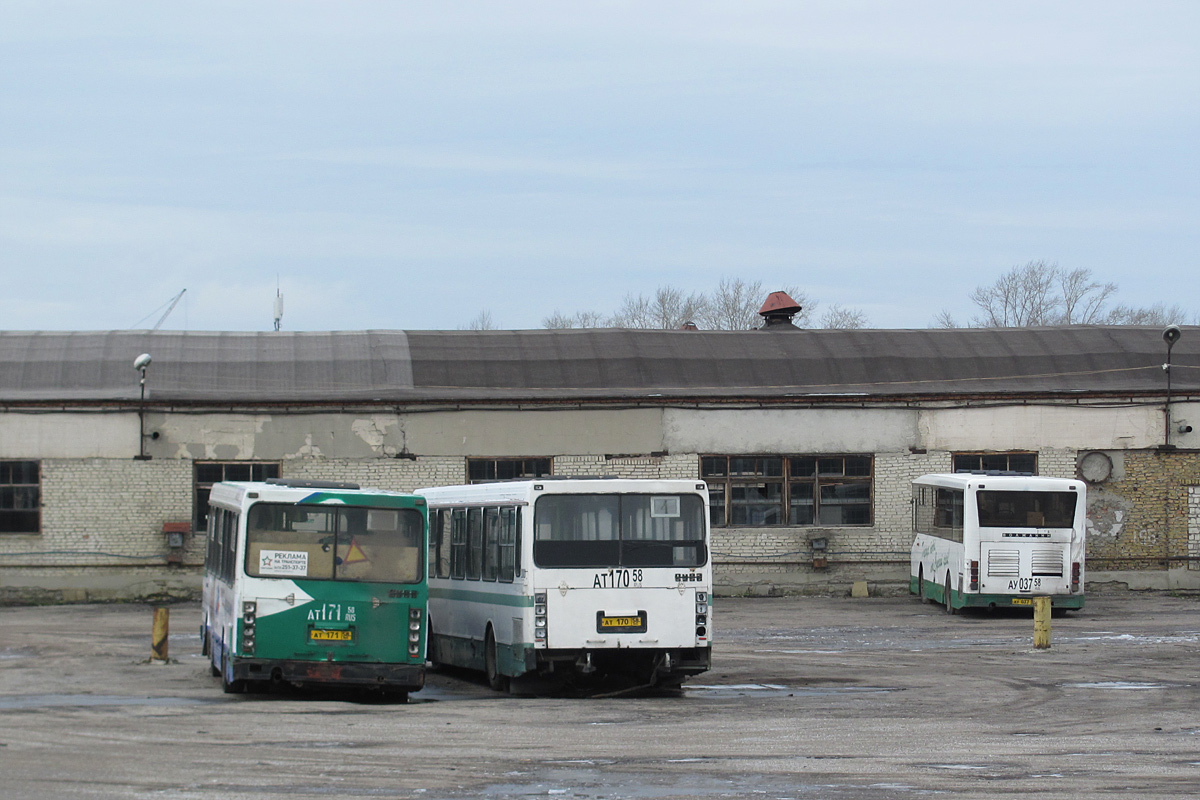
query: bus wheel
[
  {"left": 426, "top": 623, "right": 440, "bottom": 669},
  {"left": 918, "top": 567, "right": 929, "bottom": 604},
  {"left": 944, "top": 574, "right": 956, "bottom": 615},
  {"left": 485, "top": 628, "right": 509, "bottom": 693}
]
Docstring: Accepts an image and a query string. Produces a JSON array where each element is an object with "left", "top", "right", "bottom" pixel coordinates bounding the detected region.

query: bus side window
[
  {"left": 514, "top": 507, "right": 522, "bottom": 578},
  {"left": 434, "top": 510, "right": 448, "bottom": 578},
  {"left": 223, "top": 511, "right": 238, "bottom": 583},
  {"left": 219, "top": 509, "right": 229, "bottom": 582},
  {"left": 428, "top": 510, "right": 441, "bottom": 580},
  {"left": 498, "top": 506, "right": 516, "bottom": 583},
  {"left": 450, "top": 509, "right": 466, "bottom": 579},
  {"left": 205, "top": 508, "right": 216, "bottom": 573},
  {"left": 467, "top": 508, "right": 483, "bottom": 580},
  {"left": 483, "top": 507, "right": 500, "bottom": 581}
]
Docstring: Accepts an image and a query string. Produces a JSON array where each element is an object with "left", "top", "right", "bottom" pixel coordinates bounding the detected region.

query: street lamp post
[
  {"left": 134, "top": 353, "right": 152, "bottom": 460},
  {"left": 1162, "top": 326, "right": 1181, "bottom": 449}
]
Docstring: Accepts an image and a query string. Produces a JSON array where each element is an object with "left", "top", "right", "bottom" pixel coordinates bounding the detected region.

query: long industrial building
[{"left": 1, "top": 319, "right": 1198, "bottom": 601}]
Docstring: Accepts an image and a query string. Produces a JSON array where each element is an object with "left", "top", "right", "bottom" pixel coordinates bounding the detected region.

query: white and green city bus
[
  {"left": 416, "top": 478, "right": 712, "bottom": 693},
  {"left": 910, "top": 472, "right": 1086, "bottom": 612},
  {"left": 201, "top": 479, "right": 428, "bottom": 696}
]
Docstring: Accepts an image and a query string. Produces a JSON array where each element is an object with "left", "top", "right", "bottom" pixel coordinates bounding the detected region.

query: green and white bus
[
  {"left": 202, "top": 479, "right": 428, "bottom": 696},
  {"left": 417, "top": 478, "right": 712, "bottom": 693},
  {"left": 910, "top": 472, "right": 1086, "bottom": 612}
]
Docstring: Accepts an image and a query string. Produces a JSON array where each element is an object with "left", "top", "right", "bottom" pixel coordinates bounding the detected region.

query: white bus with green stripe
[
  {"left": 417, "top": 478, "right": 712, "bottom": 693},
  {"left": 910, "top": 473, "right": 1086, "bottom": 613},
  {"left": 201, "top": 479, "right": 428, "bottom": 697}
]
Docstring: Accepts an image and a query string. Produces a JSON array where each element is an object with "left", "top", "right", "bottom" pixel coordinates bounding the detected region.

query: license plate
[
  {"left": 310, "top": 629, "right": 353, "bottom": 641},
  {"left": 596, "top": 611, "right": 647, "bottom": 633},
  {"left": 1011, "top": 598, "right": 1033, "bottom": 606}
]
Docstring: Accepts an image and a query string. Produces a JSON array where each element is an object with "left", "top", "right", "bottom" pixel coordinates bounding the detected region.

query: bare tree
[
  {"left": 1102, "top": 303, "right": 1193, "bottom": 326},
  {"left": 819, "top": 304, "right": 869, "bottom": 329},
  {"left": 932, "top": 309, "right": 961, "bottom": 328},
  {"left": 462, "top": 310, "right": 496, "bottom": 330},
  {"left": 542, "top": 310, "right": 608, "bottom": 328},
  {"left": 696, "top": 279, "right": 816, "bottom": 330},
  {"left": 969, "top": 260, "right": 1060, "bottom": 327},
  {"left": 609, "top": 293, "right": 654, "bottom": 328},
  {"left": 543, "top": 276, "right": 826, "bottom": 331},
  {"left": 957, "top": 261, "right": 1193, "bottom": 328},
  {"left": 1058, "top": 267, "right": 1117, "bottom": 324},
  {"left": 542, "top": 311, "right": 575, "bottom": 329},
  {"left": 697, "top": 277, "right": 764, "bottom": 330}
]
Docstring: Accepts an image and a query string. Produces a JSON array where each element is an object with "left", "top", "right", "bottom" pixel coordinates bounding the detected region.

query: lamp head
[
  {"left": 1163, "top": 325, "right": 1182, "bottom": 347},
  {"left": 133, "top": 353, "right": 152, "bottom": 371}
]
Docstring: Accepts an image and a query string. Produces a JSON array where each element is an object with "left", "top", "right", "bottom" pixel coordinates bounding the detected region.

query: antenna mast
[{"left": 273, "top": 280, "right": 284, "bottom": 331}]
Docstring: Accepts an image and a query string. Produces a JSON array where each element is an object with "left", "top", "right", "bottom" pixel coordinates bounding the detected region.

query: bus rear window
[
  {"left": 976, "top": 491, "right": 1077, "bottom": 528},
  {"left": 533, "top": 494, "right": 707, "bottom": 568},
  {"left": 246, "top": 503, "right": 424, "bottom": 583}
]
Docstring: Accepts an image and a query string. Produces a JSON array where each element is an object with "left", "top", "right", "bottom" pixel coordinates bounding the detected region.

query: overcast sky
[{"left": 1, "top": 1, "right": 1197, "bottom": 332}]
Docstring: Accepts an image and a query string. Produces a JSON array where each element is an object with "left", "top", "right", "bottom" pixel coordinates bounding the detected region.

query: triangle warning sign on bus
[{"left": 342, "top": 538, "right": 369, "bottom": 565}]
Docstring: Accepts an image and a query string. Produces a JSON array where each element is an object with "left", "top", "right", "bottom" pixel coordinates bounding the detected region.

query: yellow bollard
[
  {"left": 1033, "top": 596, "right": 1051, "bottom": 650},
  {"left": 151, "top": 607, "right": 170, "bottom": 662}
]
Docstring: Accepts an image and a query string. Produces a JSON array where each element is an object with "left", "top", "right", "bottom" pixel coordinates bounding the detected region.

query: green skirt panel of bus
[{"left": 242, "top": 580, "right": 423, "bottom": 661}]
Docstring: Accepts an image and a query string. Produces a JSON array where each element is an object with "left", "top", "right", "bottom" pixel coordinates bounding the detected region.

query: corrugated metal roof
[{"left": 0, "top": 327, "right": 1196, "bottom": 404}]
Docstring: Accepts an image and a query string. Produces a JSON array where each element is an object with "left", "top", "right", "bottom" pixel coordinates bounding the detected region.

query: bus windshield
[
  {"left": 533, "top": 494, "right": 707, "bottom": 568},
  {"left": 245, "top": 503, "right": 423, "bottom": 583},
  {"left": 976, "top": 490, "right": 1077, "bottom": 528}
]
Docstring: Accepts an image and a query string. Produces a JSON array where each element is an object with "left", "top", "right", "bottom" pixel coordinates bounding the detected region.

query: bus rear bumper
[
  {"left": 958, "top": 592, "right": 1085, "bottom": 610},
  {"left": 231, "top": 658, "right": 425, "bottom": 690},
  {"left": 534, "top": 646, "right": 712, "bottom": 680}
]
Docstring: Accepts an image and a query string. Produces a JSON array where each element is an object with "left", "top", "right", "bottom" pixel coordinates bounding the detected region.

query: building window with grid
[
  {"left": 466, "top": 457, "right": 551, "bottom": 484},
  {"left": 701, "top": 455, "right": 873, "bottom": 527},
  {"left": 0, "top": 460, "right": 40, "bottom": 535},
  {"left": 194, "top": 461, "right": 281, "bottom": 533},
  {"left": 952, "top": 452, "right": 1037, "bottom": 474}
]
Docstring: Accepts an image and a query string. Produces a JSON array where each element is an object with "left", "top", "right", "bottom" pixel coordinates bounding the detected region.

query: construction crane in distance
[
  {"left": 152, "top": 289, "right": 187, "bottom": 330},
  {"left": 129, "top": 289, "right": 187, "bottom": 330}
]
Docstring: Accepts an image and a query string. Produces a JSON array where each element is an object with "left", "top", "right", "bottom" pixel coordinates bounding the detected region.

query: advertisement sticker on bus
[{"left": 257, "top": 549, "right": 309, "bottom": 576}]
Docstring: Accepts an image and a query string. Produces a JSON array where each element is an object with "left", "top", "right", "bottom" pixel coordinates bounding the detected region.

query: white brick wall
[
  {"left": 0, "top": 446, "right": 1086, "bottom": 597},
  {"left": 1189, "top": 486, "right": 1199, "bottom": 570},
  {"left": 0, "top": 458, "right": 191, "bottom": 567},
  {"left": 553, "top": 454, "right": 698, "bottom": 480},
  {"left": 285, "top": 456, "right": 466, "bottom": 494}
]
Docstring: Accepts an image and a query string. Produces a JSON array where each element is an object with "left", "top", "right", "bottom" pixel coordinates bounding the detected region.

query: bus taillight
[
  {"left": 1071, "top": 562, "right": 1081, "bottom": 592},
  {"left": 534, "top": 591, "right": 547, "bottom": 642},
  {"left": 241, "top": 601, "right": 256, "bottom": 653},
  {"left": 969, "top": 561, "right": 979, "bottom": 592},
  {"left": 408, "top": 607, "right": 423, "bottom": 658}
]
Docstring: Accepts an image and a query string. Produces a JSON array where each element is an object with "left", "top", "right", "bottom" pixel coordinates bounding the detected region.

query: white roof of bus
[
  {"left": 416, "top": 478, "right": 706, "bottom": 505},
  {"left": 912, "top": 473, "right": 1084, "bottom": 491},
  {"left": 207, "top": 480, "right": 416, "bottom": 510}
]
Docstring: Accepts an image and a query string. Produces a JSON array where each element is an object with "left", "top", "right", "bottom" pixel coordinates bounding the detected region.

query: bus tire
[
  {"left": 918, "top": 566, "right": 929, "bottom": 604},
  {"left": 944, "top": 574, "right": 956, "bottom": 615},
  {"left": 485, "top": 628, "right": 508, "bottom": 693},
  {"left": 426, "top": 623, "right": 440, "bottom": 669}
]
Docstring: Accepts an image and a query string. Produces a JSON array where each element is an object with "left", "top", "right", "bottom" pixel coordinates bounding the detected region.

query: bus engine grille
[
  {"left": 986, "top": 550, "right": 1020, "bottom": 577},
  {"left": 1031, "top": 548, "right": 1065, "bottom": 577}
]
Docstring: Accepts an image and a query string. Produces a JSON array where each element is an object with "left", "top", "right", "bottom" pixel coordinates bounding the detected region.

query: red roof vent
[{"left": 758, "top": 291, "right": 803, "bottom": 329}]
